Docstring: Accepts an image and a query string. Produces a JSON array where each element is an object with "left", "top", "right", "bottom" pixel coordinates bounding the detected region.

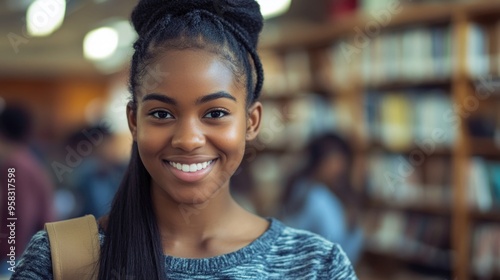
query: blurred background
[{"left": 1, "top": 0, "right": 500, "bottom": 279}]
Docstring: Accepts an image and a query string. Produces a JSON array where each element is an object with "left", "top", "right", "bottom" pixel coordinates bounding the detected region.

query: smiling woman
[
  {"left": 131, "top": 50, "right": 255, "bottom": 206},
  {"left": 12, "top": 0, "right": 358, "bottom": 279}
]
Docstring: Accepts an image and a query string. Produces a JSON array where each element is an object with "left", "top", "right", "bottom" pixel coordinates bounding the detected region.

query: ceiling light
[
  {"left": 27, "top": 0, "right": 66, "bottom": 37},
  {"left": 83, "top": 27, "right": 119, "bottom": 60},
  {"left": 257, "top": 0, "right": 291, "bottom": 19}
]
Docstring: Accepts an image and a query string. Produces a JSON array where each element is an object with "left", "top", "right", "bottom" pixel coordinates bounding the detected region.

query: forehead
[{"left": 138, "top": 49, "right": 243, "bottom": 99}]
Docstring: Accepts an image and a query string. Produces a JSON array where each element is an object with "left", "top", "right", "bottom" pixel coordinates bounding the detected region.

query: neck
[
  {"left": 151, "top": 183, "right": 243, "bottom": 240},
  {"left": 308, "top": 172, "right": 327, "bottom": 187}
]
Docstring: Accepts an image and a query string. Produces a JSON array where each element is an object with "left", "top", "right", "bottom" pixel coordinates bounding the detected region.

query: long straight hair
[{"left": 97, "top": 143, "right": 165, "bottom": 279}]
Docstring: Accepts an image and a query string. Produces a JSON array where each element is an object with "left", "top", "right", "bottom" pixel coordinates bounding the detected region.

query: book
[
  {"left": 379, "top": 93, "right": 414, "bottom": 151},
  {"left": 472, "top": 224, "right": 500, "bottom": 276},
  {"left": 467, "top": 23, "right": 489, "bottom": 78}
]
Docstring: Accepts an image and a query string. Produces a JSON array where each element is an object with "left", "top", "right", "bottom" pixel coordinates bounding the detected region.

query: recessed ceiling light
[
  {"left": 27, "top": 0, "right": 66, "bottom": 37},
  {"left": 257, "top": 0, "right": 291, "bottom": 19},
  {"left": 83, "top": 27, "right": 119, "bottom": 60}
]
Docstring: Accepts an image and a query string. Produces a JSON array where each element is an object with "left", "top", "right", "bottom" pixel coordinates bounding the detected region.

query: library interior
[{"left": 1, "top": 0, "right": 500, "bottom": 279}]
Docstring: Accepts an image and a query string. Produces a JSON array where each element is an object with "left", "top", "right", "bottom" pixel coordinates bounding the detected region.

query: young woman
[
  {"left": 281, "top": 133, "right": 365, "bottom": 264},
  {"left": 12, "top": 0, "right": 358, "bottom": 279}
]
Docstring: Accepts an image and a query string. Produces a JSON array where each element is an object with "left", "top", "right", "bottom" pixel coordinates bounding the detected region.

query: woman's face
[
  {"left": 127, "top": 49, "right": 261, "bottom": 205},
  {"left": 317, "top": 152, "right": 348, "bottom": 186}
]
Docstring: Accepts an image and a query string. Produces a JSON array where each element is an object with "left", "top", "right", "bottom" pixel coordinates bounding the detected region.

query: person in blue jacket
[{"left": 281, "top": 133, "right": 365, "bottom": 264}]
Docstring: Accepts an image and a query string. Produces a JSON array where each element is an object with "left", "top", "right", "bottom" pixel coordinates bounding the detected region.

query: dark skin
[{"left": 121, "top": 49, "right": 268, "bottom": 258}]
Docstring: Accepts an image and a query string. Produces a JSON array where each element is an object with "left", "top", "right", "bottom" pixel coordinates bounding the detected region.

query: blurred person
[
  {"left": 67, "top": 125, "right": 127, "bottom": 219},
  {"left": 281, "top": 133, "right": 365, "bottom": 264},
  {"left": 0, "top": 105, "right": 55, "bottom": 276}
]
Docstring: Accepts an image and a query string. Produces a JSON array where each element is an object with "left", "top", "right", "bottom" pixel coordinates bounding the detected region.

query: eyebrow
[
  {"left": 142, "top": 91, "right": 237, "bottom": 105},
  {"left": 142, "top": 93, "right": 177, "bottom": 105},
  {"left": 196, "top": 91, "right": 237, "bottom": 104}
]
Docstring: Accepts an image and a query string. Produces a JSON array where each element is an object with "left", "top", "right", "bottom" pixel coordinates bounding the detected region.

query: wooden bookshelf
[
  {"left": 470, "top": 209, "right": 500, "bottom": 222},
  {"left": 363, "top": 78, "right": 452, "bottom": 91},
  {"left": 368, "top": 199, "right": 451, "bottom": 216},
  {"left": 363, "top": 246, "right": 452, "bottom": 272},
  {"left": 259, "top": 3, "right": 455, "bottom": 51},
  {"left": 256, "top": 1, "right": 500, "bottom": 279},
  {"left": 470, "top": 137, "right": 500, "bottom": 158},
  {"left": 259, "top": 1, "right": 500, "bottom": 52}
]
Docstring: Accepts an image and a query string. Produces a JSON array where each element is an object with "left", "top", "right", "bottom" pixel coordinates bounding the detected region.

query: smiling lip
[{"left": 163, "top": 158, "right": 217, "bottom": 183}]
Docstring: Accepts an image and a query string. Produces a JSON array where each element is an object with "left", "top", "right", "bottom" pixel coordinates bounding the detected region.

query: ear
[
  {"left": 246, "top": 101, "right": 262, "bottom": 141},
  {"left": 126, "top": 101, "right": 138, "bottom": 141}
]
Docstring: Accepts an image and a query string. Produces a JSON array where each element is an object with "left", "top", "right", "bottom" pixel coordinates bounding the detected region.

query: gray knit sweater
[{"left": 11, "top": 218, "right": 358, "bottom": 279}]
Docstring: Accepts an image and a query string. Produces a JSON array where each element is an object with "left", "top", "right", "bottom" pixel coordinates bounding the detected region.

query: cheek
[
  {"left": 136, "top": 120, "right": 169, "bottom": 158},
  {"left": 211, "top": 118, "right": 247, "bottom": 166}
]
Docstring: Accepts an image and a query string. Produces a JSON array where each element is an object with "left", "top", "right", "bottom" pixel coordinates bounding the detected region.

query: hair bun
[{"left": 131, "top": 0, "right": 263, "bottom": 48}]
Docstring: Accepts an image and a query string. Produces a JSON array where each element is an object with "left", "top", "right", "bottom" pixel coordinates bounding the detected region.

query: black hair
[
  {"left": 0, "top": 106, "right": 32, "bottom": 143},
  {"left": 98, "top": 1, "right": 264, "bottom": 279},
  {"left": 129, "top": 0, "right": 264, "bottom": 106}
]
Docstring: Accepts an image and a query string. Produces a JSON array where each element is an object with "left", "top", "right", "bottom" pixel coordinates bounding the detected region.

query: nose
[{"left": 171, "top": 118, "right": 205, "bottom": 152}]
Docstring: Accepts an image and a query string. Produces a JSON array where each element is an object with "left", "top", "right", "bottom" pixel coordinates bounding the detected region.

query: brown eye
[
  {"left": 150, "top": 110, "right": 173, "bottom": 119},
  {"left": 204, "top": 110, "right": 228, "bottom": 119}
]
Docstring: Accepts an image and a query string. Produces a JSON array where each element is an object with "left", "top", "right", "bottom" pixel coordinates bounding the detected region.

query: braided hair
[
  {"left": 129, "top": 0, "right": 264, "bottom": 105},
  {"left": 98, "top": 1, "right": 264, "bottom": 279}
]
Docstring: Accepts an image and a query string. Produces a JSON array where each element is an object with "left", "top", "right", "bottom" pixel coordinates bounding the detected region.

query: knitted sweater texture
[{"left": 12, "top": 218, "right": 358, "bottom": 279}]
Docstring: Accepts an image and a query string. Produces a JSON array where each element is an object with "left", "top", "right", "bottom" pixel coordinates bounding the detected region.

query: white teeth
[
  {"left": 168, "top": 160, "right": 213, "bottom": 173},
  {"left": 189, "top": 164, "right": 196, "bottom": 172}
]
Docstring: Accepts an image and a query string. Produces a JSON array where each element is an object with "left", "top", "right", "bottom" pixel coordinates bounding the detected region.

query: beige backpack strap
[{"left": 45, "top": 214, "right": 100, "bottom": 280}]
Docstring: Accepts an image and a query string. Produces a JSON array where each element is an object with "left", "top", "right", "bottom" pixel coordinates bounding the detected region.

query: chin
[{"left": 159, "top": 182, "right": 225, "bottom": 205}]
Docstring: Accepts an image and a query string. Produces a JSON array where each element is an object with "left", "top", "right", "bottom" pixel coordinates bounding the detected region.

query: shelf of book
[
  {"left": 368, "top": 199, "right": 451, "bottom": 217},
  {"left": 255, "top": 1, "right": 500, "bottom": 279},
  {"left": 363, "top": 246, "right": 452, "bottom": 274},
  {"left": 363, "top": 78, "right": 452, "bottom": 92},
  {"left": 261, "top": 0, "right": 500, "bottom": 51},
  {"left": 470, "top": 138, "right": 500, "bottom": 158},
  {"left": 365, "top": 140, "right": 453, "bottom": 156},
  {"left": 259, "top": 3, "right": 455, "bottom": 51},
  {"left": 470, "top": 209, "right": 500, "bottom": 222}
]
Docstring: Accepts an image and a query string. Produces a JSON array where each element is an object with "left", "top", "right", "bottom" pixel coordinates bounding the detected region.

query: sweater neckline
[{"left": 163, "top": 217, "right": 283, "bottom": 273}]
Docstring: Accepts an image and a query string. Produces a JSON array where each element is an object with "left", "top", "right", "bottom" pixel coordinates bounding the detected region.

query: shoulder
[
  {"left": 11, "top": 230, "right": 53, "bottom": 279},
  {"left": 301, "top": 185, "right": 343, "bottom": 216},
  {"left": 268, "top": 219, "right": 358, "bottom": 279},
  {"left": 307, "top": 184, "right": 339, "bottom": 204},
  {"left": 273, "top": 220, "right": 337, "bottom": 256},
  {"left": 12, "top": 220, "right": 105, "bottom": 279}
]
